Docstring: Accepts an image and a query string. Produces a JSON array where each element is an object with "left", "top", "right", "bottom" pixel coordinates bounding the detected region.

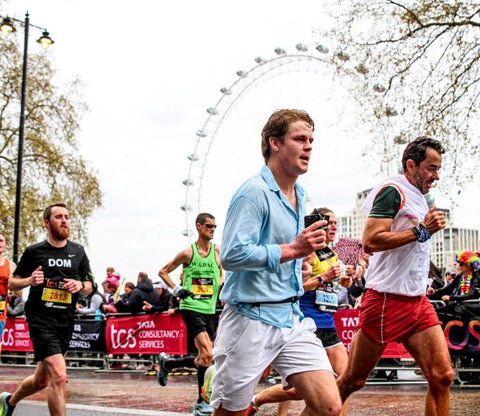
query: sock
[
  {"left": 164, "top": 355, "right": 196, "bottom": 371},
  {"left": 197, "top": 365, "right": 208, "bottom": 403},
  {"left": 6, "top": 394, "right": 15, "bottom": 409}
]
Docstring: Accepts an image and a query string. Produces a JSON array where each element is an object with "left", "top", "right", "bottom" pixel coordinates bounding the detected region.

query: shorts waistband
[{"left": 368, "top": 289, "right": 422, "bottom": 302}]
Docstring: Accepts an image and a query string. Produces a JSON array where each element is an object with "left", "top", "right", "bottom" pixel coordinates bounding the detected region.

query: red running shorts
[{"left": 359, "top": 289, "right": 441, "bottom": 345}]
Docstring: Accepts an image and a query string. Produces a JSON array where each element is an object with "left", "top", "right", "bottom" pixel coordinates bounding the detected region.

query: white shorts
[{"left": 210, "top": 304, "right": 333, "bottom": 411}]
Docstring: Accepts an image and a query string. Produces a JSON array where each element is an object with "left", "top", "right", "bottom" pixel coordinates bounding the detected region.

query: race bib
[
  {"left": 315, "top": 287, "right": 338, "bottom": 313},
  {"left": 191, "top": 278, "right": 213, "bottom": 300},
  {"left": 41, "top": 288, "right": 72, "bottom": 304}
]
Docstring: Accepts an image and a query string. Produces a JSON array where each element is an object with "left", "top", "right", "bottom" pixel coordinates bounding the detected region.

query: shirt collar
[{"left": 260, "top": 165, "right": 306, "bottom": 201}]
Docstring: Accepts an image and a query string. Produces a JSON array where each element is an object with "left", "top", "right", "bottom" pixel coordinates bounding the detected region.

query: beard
[
  {"left": 411, "top": 171, "right": 427, "bottom": 194},
  {"left": 50, "top": 223, "right": 70, "bottom": 240}
]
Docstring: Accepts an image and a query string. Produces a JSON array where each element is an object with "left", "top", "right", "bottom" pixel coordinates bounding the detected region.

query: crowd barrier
[
  {"left": 1, "top": 312, "right": 187, "bottom": 355},
  {"left": 1, "top": 301, "right": 479, "bottom": 384}
]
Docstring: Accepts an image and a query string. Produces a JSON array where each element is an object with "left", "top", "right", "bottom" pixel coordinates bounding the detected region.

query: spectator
[
  {"left": 115, "top": 272, "right": 156, "bottom": 314},
  {"left": 7, "top": 290, "right": 25, "bottom": 318},
  {"left": 428, "top": 261, "right": 445, "bottom": 290},
  {"left": 427, "top": 266, "right": 461, "bottom": 301},
  {"left": 143, "top": 280, "right": 172, "bottom": 313},
  {"left": 120, "top": 281, "right": 135, "bottom": 302},
  {"left": 337, "top": 270, "right": 352, "bottom": 309},
  {"left": 0, "top": 232, "right": 15, "bottom": 353},
  {"left": 4, "top": 289, "right": 25, "bottom": 365},
  {"left": 342, "top": 256, "right": 369, "bottom": 308},
  {"left": 445, "top": 266, "right": 459, "bottom": 285},
  {"left": 76, "top": 282, "right": 105, "bottom": 318},
  {"left": 101, "top": 278, "right": 120, "bottom": 314},
  {"left": 106, "top": 266, "right": 121, "bottom": 283},
  {"left": 167, "top": 293, "right": 180, "bottom": 315},
  {"left": 442, "top": 251, "right": 480, "bottom": 304},
  {"left": 105, "top": 266, "right": 121, "bottom": 302}
]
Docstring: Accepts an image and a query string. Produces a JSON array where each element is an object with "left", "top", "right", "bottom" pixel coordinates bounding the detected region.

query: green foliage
[
  {"left": 324, "top": 0, "right": 480, "bottom": 198},
  {"left": 0, "top": 9, "right": 102, "bottom": 255}
]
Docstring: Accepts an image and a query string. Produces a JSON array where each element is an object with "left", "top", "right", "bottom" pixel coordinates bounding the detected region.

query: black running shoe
[{"left": 157, "top": 353, "right": 170, "bottom": 386}]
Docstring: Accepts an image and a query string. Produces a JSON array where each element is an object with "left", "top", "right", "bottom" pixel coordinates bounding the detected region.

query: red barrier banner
[
  {"left": 334, "top": 309, "right": 411, "bottom": 358},
  {"left": 105, "top": 313, "right": 187, "bottom": 355},
  {"left": 1, "top": 318, "right": 34, "bottom": 352}
]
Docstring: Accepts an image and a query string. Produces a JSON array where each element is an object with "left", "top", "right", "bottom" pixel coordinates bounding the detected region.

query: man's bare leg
[
  {"left": 277, "top": 400, "right": 292, "bottom": 416},
  {"left": 256, "top": 344, "right": 349, "bottom": 416},
  {"left": 288, "top": 370, "right": 342, "bottom": 416},
  {"left": 336, "top": 329, "right": 385, "bottom": 403},
  {"left": 213, "top": 404, "right": 247, "bottom": 416},
  {"left": 266, "top": 385, "right": 301, "bottom": 416},
  {"left": 8, "top": 362, "right": 49, "bottom": 406},
  {"left": 403, "top": 325, "right": 454, "bottom": 416},
  {"left": 194, "top": 331, "right": 213, "bottom": 367},
  {"left": 7, "top": 353, "right": 67, "bottom": 416},
  {"left": 325, "top": 345, "right": 349, "bottom": 416},
  {"left": 326, "top": 344, "right": 348, "bottom": 377},
  {"left": 43, "top": 354, "right": 68, "bottom": 416},
  {"left": 256, "top": 384, "right": 301, "bottom": 407}
]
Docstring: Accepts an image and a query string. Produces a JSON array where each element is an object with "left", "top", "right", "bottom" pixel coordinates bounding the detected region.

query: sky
[{"left": 6, "top": 0, "right": 480, "bottom": 284}]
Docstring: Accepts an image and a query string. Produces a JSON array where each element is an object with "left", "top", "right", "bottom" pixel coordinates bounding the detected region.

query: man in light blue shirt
[{"left": 210, "top": 109, "right": 342, "bottom": 416}]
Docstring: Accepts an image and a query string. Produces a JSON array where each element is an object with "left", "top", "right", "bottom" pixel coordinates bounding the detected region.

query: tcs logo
[
  {"left": 110, "top": 325, "right": 137, "bottom": 349},
  {"left": 1, "top": 328, "right": 14, "bottom": 347}
]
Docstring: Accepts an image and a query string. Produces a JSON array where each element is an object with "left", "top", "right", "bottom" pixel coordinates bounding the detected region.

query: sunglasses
[{"left": 204, "top": 224, "right": 217, "bottom": 229}]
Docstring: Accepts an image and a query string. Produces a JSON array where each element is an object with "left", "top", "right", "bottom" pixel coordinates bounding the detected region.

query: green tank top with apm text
[{"left": 180, "top": 242, "right": 221, "bottom": 314}]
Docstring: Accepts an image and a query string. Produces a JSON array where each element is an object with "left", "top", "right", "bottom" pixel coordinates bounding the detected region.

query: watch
[
  {"left": 412, "top": 223, "right": 431, "bottom": 243},
  {"left": 80, "top": 281, "right": 85, "bottom": 290},
  {"left": 412, "top": 225, "right": 421, "bottom": 239}
]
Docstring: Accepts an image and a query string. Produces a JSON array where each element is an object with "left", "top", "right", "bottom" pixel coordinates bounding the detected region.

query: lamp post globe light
[{"left": 0, "top": 12, "right": 54, "bottom": 262}]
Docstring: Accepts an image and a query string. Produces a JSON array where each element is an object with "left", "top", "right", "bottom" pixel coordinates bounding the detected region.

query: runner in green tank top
[
  {"left": 157, "top": 213, "right": 223, "bottom": 416},
  {"left": 180, "top": 241, "right": 221, "bottom": 315}
]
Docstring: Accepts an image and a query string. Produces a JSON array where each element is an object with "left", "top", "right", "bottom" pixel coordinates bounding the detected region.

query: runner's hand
[
  {"left": 301, "top": 257, "right": 313, "bottom": 280},
  {"left": 324, "top": 264, "right": 341, "bottom": 281},
  {"left": 423, "top": 206, "right": 446, "bottom": 234},
  {"left": 173, "top": 285, "right": 192, "bottom": 299},
  {"left": 290, "top": 221, "right": 327, "bottom": 258},
  {"left": 30, "top": 266, "right": 44, "bottom": 287},
  {"left": 63, "top": 278, "right": 83, "bottom": 293}
]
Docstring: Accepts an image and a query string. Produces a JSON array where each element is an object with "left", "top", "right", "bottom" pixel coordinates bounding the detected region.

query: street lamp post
[{"left": 0, "top": 12, "right": 54, "bottom": 263}]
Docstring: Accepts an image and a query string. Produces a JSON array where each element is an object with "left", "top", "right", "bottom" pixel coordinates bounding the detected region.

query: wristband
[
  {"left": 413, "top": 223, "right": 431, "bottom": 243},
  {"left": 80, "top": 281, "right": 85, "bottom": 290},
  {"left": 172, "top": 285, "right": 183, "bottom": 296}
]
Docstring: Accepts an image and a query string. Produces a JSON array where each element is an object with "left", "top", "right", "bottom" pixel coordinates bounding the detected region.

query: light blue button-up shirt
[{"left": 220, "top": 165, "right": 306, "bottom": 328}]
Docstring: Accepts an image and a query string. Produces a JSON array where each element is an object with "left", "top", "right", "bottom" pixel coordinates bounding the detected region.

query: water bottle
[{"left": 265, "top": 377, "right": 277, "bottom": 386}]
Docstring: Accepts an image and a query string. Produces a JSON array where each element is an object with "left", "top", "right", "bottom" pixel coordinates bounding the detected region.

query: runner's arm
[
  {"left": 362, "top": 217, "right": 418, "bottom": 254},
  {"left": 159, "top": 249, "right": 194, "bottom": 299},
  {"left": 362, "top": 185, "right": 416, "bottom": 254},
  {"left": 8, "top": 275, "right": 35, "bottom": 290},
  {"left": 214, "top": 244, "right": 225, "bottom": 286}
]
